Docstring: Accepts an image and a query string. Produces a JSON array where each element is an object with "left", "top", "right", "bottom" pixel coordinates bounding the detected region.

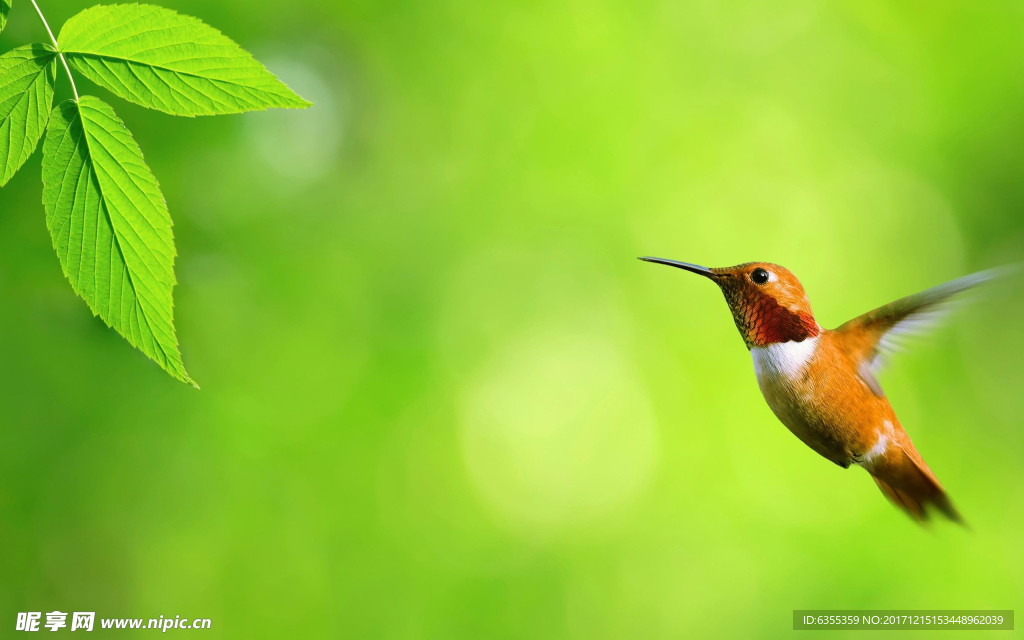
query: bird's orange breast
[{"left": 752, "top": 330, "right": 895, "bottom": 467}]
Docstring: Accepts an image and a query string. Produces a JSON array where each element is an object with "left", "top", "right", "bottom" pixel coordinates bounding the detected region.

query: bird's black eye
[{"left": 751, "top": 268, "right": 770, "bottom": 284}]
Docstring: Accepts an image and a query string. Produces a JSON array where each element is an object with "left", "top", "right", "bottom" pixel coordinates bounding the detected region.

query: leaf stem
[{"left": 29, "top": 0, "right": 78, "bottom": 102}]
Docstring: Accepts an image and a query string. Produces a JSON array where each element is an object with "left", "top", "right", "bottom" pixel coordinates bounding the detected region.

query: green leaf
[
  {"left": 0, "top": 0, "right": 10, "bottom": 35},
  {"left": 58, "top": 4, "right": 311, "bottom": 117},
  {"left": 0, "top": 44, "right": 57, "bottom": 186},
  {"left": 42, "top": 95, "right": 194, "bottom": 385}
]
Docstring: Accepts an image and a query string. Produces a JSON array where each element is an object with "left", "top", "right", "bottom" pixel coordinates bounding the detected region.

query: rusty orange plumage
[{"left": 641, "top": 257, "right": 1007, "bottom": 524}]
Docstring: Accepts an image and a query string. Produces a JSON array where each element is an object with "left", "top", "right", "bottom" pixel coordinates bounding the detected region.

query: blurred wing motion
[{"left": 835, "top": 267, "right": 1013, "bottom": 396}]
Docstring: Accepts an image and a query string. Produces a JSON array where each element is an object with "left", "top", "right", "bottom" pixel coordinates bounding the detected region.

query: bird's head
[{"left": 640, "top": 257, "right": 820, "bottom": 348}]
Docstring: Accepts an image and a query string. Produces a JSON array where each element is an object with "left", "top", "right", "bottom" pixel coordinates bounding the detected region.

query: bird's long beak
[{"left": 638, "top": 256, "right": 718, "bottom": 280}]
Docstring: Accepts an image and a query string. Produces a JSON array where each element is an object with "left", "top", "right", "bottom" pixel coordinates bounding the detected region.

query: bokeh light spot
[{"left": 460, "top": 329, "right": 658, "bottom": 537}]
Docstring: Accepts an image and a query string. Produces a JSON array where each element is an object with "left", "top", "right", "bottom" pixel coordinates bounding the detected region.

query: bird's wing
[{"left": 834, "top": 267, "right": 1011, "bottom": 396}]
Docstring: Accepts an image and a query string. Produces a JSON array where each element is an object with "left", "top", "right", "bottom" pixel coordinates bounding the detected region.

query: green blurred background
[{"left": 2, "top": 0, "right": 1024, "bottom": 637}]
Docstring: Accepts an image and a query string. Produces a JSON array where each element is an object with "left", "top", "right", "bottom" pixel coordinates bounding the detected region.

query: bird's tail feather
[{"left": 868, "top": 446, "right": 963, "bottom": 525}]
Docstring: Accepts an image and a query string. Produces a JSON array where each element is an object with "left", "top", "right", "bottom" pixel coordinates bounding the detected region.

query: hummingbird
[{"left": 640, "top": 257, "right": 1006, "bottom": 524}]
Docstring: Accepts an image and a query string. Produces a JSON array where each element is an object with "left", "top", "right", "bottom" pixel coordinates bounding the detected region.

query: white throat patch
[{"left": 750, "top": 334, "right": 820, "bottom": 382}]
